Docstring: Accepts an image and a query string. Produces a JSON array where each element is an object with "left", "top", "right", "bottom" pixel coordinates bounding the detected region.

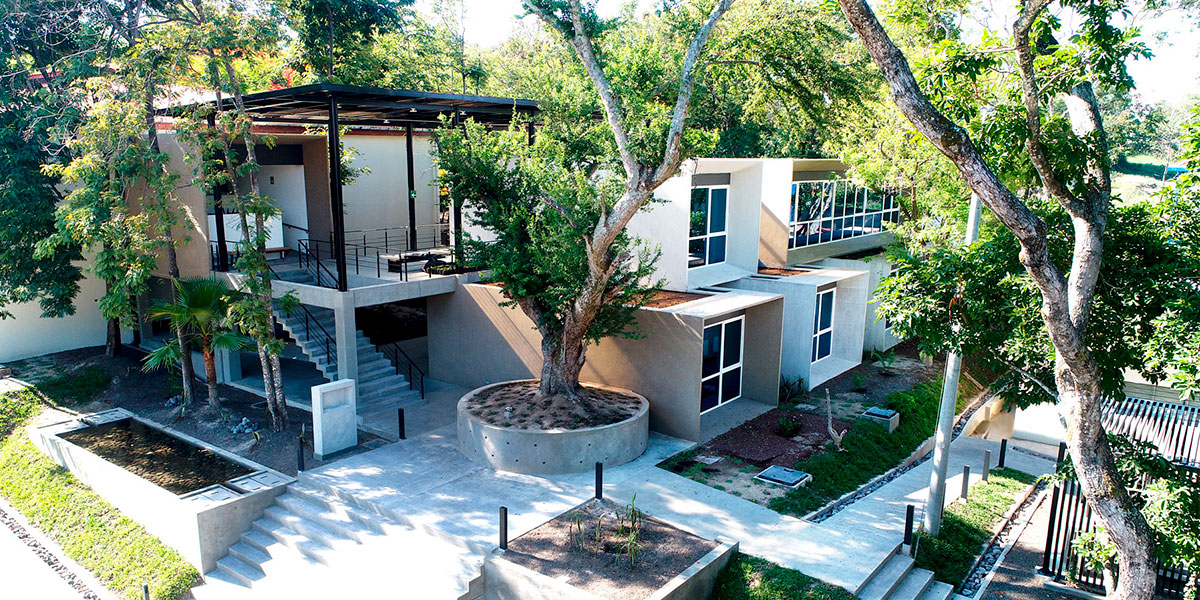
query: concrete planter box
[
  {"left": 862, "top": 407, "right": 900, "bottom": 433},
  {"left": 458, "top": 380, "right": 650, "bottom": 475},
  {"left": 32, "top": 408, "right": 293, "bottom": 573},
  {"left": 484, "top": 537, "right": 738, "bottom": 600}
]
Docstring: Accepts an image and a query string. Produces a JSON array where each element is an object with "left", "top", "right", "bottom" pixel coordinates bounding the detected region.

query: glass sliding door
[{"left": 701, "top": 315, "right": 744, "bottom": 413}]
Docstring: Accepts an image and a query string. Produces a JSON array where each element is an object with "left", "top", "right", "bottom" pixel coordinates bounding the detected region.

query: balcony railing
[{"left": 788, "top": 180, "right": 902, "bottom": 249}]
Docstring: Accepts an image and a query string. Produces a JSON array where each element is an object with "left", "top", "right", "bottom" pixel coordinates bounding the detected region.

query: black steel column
[
  {"left": 406, "top": 123, "right": 418, "bottom": 251},
  {"left": 526, "top": 120, "right": 535, "bottom": 146},
  {"left": 328, "top": 98, "right": 348, "bottom": 291},
  {"left": 207, "top": 113, "right": 230, "bottom": 272}
]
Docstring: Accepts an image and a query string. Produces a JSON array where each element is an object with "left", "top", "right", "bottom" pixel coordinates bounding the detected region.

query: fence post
[
  {"left": 1041, "top": 485, "right": 1061, "bottom": 575},
  {"left": 961, "top": 465, "right": 971, "bottom": 500},
  {"left": 983, "top": 450, "right": 992, "bottom": 481},
  {"left": 499, "top": 506, "right": 508, "bottom": 550},
  {"left": 1057, "top": 441, "right": 1067, "bottom": 467},
  {"left": 398, "top": 408, "right": 406, "bottom": 440},
  {"left": 998, "top": 439, "right": 1008, "bottom": 469},
  {"left": 595, "top": 462, "right": 603, "bottom": 500},
  {"left": 296, "top": 437, "right": 305, "bottom": 472}
]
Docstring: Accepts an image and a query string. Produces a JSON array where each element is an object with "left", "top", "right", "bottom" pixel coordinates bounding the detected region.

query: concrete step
[
  {"left": 190, "top": 568, "right": 250, "bottom": 600},
  {"left": 263, "top": 505, "right": 357, "bottom": 552},
  {"left": 917, "top": 581, "right": 955, "bottom": 600},
  {"left": 215, "top": 555, "right": 264, "bottom": 587},
  {"left": 252, "top": 519, "right": 334, "bottom": 565},
  {"left": 275, "top": 492, "right": 378, "bottom": 542},
  {"left": 890, "top": 568, "right": 935, "bottom": 600},
  {"left": 859, "top": 554, "right": 916, "bottom": 600}
]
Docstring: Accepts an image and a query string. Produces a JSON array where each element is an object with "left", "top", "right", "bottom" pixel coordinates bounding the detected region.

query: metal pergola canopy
[{"left": 165, "top": 83, "right": 539, "bottom": 127}]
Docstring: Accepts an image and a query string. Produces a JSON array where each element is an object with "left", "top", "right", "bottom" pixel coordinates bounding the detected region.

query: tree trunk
[
  {"left": 538, "top": 330, "right": 586, "bottom": 397},
  {"left": 202, "top": 342, "right": 220, "bottom": 411},
  {"left": 106, "top": 316, "right": 122, "bottom": 357},
  {"left": 269, "top": 352, "right": 288, "bottom": 428}
]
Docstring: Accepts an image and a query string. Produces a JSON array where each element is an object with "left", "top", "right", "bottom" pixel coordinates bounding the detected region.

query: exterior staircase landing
[{"left": 855, "top": 545, "right": 959, "bottom": 600}]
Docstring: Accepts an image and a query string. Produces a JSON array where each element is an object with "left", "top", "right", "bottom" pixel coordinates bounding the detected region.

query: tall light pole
[{"left": 922, "top": 193, "right": 982, "bottom": 536}]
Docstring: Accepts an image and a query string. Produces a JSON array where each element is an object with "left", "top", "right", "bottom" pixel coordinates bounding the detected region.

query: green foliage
[
  {"left": 281, "top": 0, "right": 409, "bottom": 81},
  {"left": 713, "top": 552, "right": 858, "bottom": 600},
  {"left": 913, "top": 468, "right": 1036, "bottom": 588},
  {"left": 0, "top": 390, "right": 43, "bottom": 438},
  {"left": 0, "top": 425, "right": 200, "bottom": 599},
  {"left": 32, "top": 365, "right": 113, "bottom": 406},
  {"left": 436, "top": 120, "right": 661, "bottom": 348},
  {"left": 778, "top": 416, "right": 804, "bottom": 438},
  {"left": 770, "top": 380, "right": 944, "bottom": 516},
  {"left": 876, "top": 197, "right": 1200, "bottom": 407}
]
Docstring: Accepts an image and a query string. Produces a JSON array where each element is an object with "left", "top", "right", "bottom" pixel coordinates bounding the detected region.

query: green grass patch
[
  {"left": 0, "top": 391, "right": 200, "bottom": 599},
  {"left": 31, "top": 364, "right": 112, "bottom": 405},
  {"left": 913, "top": 468, "right": 1036, "bottom": 588},
  {"left": 769, "top": 380, "right": 944, "bottom": 516},
  {"left": 713, "top": 553, "right": 857, "bottom": 600}
]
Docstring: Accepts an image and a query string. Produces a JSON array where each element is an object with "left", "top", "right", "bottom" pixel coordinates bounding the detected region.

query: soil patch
[
  {"left": 61, "top": 418, "right": 252, "bottom": 495},
  {"left": 708, "top": 409, "right": 849, "bottom": 467},
  {"left": 643, "top": 290, "right": 708, "bottom": 308},
  {"left": 9, "top": 346, "right": 382, "bottom": 476},
  {"left": 503, "top": 498, "right": 717, "bottom": 600},
  {"left": 465, "top": 381, "right": 641, "bottom": 430},
  {"left": 757, "top": 267, "right": 814, "bottom": 277}
]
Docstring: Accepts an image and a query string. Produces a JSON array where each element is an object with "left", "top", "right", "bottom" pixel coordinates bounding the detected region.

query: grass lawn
[
  {"left": 913, "top": 467, "right": 1037, "bottom": 589},
  {"left": 766, "top": 377, "right": 980, "bottom": 517},
  {"left": 0, "top": 384, "right": 201, "bottom": 599},
  {"left": 713, "top": 552, "right": 858, "bottom": 600}
]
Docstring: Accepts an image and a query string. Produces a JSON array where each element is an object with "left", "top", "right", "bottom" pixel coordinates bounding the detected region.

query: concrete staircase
[
  {"left": 190, "top": 480, "right": 487, "bottom": 599},
  {"left": 271, "top": 270, "right": 421, "bottom": 421},
  {"left": 855, "top": 544, "right": 958, "bottom": 600}
]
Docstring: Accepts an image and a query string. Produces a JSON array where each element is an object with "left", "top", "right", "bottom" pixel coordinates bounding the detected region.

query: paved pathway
[
  {"left": 0, "top": 518, "right": 84, "bottom": 600},
  {"left": 308, "top": 422, "right": 1055, "bottom": 594}
]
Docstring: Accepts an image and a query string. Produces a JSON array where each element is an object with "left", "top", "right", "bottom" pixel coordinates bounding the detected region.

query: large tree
[
  {"left": 832, "top": 0, "right": 1161, "bottom": 598},
  {"left": 439, "top": 0, "right": 736, "bottom": 405}
]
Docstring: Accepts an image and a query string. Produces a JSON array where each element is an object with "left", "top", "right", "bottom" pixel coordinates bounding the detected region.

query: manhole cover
[{"left": 755, "top": 465, "right": 812, "bottom": 488}]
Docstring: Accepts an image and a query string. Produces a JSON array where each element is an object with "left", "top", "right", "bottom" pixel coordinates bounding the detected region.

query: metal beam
[
  {"left": 328, "top": 98, "right": 349, "bottom": 291},
  {"left": 406, "top": 123, "right": 418, "bottom": 251}
]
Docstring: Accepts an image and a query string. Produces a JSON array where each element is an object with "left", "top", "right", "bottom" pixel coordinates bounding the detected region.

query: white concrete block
[{"left": 312, "top": 379, "right": 357, "bottom": 460}]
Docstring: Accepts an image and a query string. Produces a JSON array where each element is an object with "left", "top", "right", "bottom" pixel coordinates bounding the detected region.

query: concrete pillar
[
  {"left": 333, "top": 292, "right": 359, "bottom": 397},
  {"left": 215, "top": 349, "right": 242, "bottom": 384}
]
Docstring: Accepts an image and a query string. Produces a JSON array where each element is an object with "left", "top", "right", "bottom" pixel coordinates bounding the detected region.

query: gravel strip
[
  {"left": 0, "top": 503, "right": 103, "bottom": 600},
  {"left": 959, "top": 481, "right": 1049, "bottom": 597}
]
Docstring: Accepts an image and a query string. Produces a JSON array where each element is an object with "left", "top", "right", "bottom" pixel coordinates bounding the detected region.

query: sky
[{"left": 414, "top": 0, "right": 1199, "bottom": 106}]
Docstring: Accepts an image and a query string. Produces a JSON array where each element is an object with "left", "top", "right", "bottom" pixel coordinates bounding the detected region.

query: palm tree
[{"left": 144, "top": 278, "right": 243, "bottom": 410}]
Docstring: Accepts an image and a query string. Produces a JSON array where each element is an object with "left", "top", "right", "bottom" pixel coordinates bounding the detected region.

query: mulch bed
[
  {"left": 61, "top": 418, "right": 252, "bottom": 495},
  {"left": 707, "top": 408, "right": 851, "bottom": 467},
  {"left": 503, "top": 499, "right": 717, "bottom": 600},
  {"left": 643, "top": 290, "right": 708, "bottom": 308},
  {"left": 757, "top": 267, "right": 814, "bottom": 277},
  {"left": 466, "top": 381, "right": 642, "bottom": 430}
]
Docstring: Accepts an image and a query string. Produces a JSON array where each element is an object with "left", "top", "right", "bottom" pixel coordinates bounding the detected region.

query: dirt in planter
[
  {"left": 643, "top": 290, "right": 708, "bottom": 308},
  {"left": 757, "top": 267, "right": 813, "bottom": 276},
  {"left": 503, "top": 499, "right": 718, "bottom": 600},
  {"left": 465, "top": 381, "right": 642, "bottom": 430},
  {"left": 708, "top": 408, "right": 851, "bottom": 467},
  {"left": 61, "top": 418, "right": 252, "bottom": 495}
]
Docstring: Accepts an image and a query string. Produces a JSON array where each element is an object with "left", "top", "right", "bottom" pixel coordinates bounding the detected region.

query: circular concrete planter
[{"left": 457, "top": 380, "right": 650, "bottom": 475}]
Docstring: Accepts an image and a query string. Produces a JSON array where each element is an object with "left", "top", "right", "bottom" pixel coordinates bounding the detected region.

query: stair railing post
[{"left": 998, "top": 439, "right": 1008, "bottom": 469}]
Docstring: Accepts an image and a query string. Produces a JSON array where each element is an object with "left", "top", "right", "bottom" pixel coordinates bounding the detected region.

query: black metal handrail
[
  {"left": 296, "top": 239, "right": 341, "bottom": 288},
  {"left": 378, "top": 341, "right": 425, "bottom": 399},
  {"left": 267, "top": 265, "right": 337, "bottom": 367}
]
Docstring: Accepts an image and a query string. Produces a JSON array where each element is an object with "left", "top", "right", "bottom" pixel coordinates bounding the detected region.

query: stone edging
[
  {"left": 0, "top": 496, "right": 107, "bottom": 600},
  {"left": 805, "top": 386, "right": 999, "bottom": 523}
]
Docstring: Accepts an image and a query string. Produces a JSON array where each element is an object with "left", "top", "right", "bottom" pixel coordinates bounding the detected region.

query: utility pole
[{"left": 923, "top": 193, "right": 982, "bottom": 536}]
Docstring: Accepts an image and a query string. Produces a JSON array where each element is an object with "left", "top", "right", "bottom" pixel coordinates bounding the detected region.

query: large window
[
  {"left": 689, "top": 186, "right": 728, "bottom": 268},
  {"left": 788, "top": 180, "right": 901, "bottom": 249},
  {"left": 812, "top": 287, "right": 835, "bottom": 363},
  {"left": 701, "top": 315, "right": 743, "bottom": 413}
]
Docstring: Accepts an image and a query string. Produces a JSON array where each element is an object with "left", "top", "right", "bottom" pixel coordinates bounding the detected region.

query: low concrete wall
[
  {"left": 483, "top": 538, "right": 738, "bottom": 600},
  {"left": 458, "top": 381, "right": 650, "bottom": 475},
  {"left": 32, "top": 409, "right": 292, "bottom": 573}
]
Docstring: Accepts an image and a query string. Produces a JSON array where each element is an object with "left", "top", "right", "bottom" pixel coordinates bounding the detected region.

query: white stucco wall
[
  {"left": 627, "top": 171, "right": 691, "bottom": 291},
  {"left": 341, "top": 134, "right": 441, "bottom": 241},
  {"left": 818, "top": 255, "right": 902, "bottom": 352},
  {"left": 0, "top": 262, "right": 117, "bottom": 362},
  {"left": 255, "top": 165, "right": 308, "bottom": 248}
]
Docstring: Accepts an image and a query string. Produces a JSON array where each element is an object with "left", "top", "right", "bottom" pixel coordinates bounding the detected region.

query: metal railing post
[
  {"left": 1041, "top": 485, "right": 1061, "bottom": 575},
  {"left": 903, "top": 504, "right": 915, "bottom": 550},
  {"left": 998, "top": 439, "right": 1008, "bottom": 469},
  {"left": 499, "top": 507, "right": 508, "bottom": 550},
  {"left": 398, "top": 408, "right": 406, "bottom": 440},
  {"left": 595, "top": 462, "right": 603, "bottom": 500},
  {"left": 961, "top": 465, "right": 971, "bottom": 500}
]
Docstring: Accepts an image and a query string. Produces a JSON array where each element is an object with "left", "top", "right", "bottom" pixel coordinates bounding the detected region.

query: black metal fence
[{"left": 1041, "top": 396, "right": 1200, "bottom": 597}]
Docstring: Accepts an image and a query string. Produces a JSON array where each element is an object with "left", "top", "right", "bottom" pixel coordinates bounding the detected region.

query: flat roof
[{"left": 162, "top": 83, "right": 539, "bottom": 128}]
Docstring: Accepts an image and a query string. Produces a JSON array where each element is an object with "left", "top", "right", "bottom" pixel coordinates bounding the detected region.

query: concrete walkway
[{"left": 305, "top": 421, "right": 1054, "bottom": 595}]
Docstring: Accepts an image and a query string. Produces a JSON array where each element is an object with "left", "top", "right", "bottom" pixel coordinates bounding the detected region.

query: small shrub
[
  {"left": 851, "top": 372, "right": 867, "bottom": 391},
  {"left": 777, "top": 416, "right": 803, "bottom": 437}
]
